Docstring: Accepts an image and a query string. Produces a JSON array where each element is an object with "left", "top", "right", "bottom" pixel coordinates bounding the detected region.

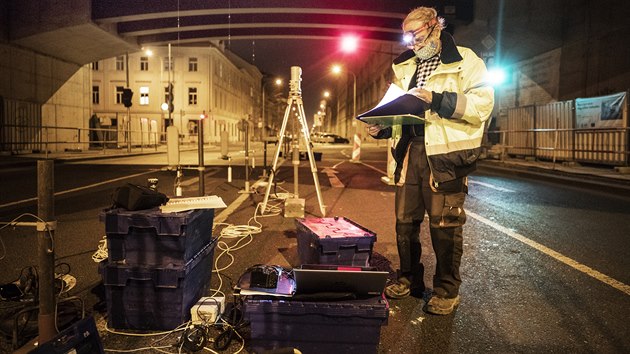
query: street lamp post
[
  {"left": 332, "top": 65, "right": 360, "bottom": 162},
  {"left": 198, "top": 111, "right": 206, "bottom": 196},
  {"left": 261, "top": 77, "right": 283, "bottom": 177},
  {"left": 261, "top": 77, "right": 283, "bottom": 138}
]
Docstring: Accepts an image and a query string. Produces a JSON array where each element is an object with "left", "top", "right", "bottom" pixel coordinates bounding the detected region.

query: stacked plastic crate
[
  {"left": 245, "top": 217, "right": 387, "bottom": 354},
  {"left": 99, "top": 207, "right": 216, "bottom": 330},
  {"left": 295, "top": 216, "right": 377, "bottom": 267}
]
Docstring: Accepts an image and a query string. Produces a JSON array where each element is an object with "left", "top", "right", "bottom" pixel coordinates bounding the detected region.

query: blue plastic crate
[
  {"left": 244, "top": 295, "right": 389, "bottom": 354},
  {"left": 296, "top": 217, "right": 377, "bottom": 267},
  {"left": 100, "top": 239, "right": 216, "bottom": 330},
  {"left": 102, "top": 207, "right": 214, "bottom": 267}
]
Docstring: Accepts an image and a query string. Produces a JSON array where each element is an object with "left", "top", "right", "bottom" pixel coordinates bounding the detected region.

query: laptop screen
[{"left": 293, "top": 268, "right": 388, "bottom": 296}]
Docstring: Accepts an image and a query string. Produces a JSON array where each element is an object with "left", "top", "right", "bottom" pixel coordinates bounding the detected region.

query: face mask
[{"left": 413, "top": 38, "right": 440, "bottom": 60}]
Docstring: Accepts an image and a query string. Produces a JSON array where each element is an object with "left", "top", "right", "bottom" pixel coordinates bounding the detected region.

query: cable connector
[{"left": 37, "top": 220, "right": 57, "bottom": 231}]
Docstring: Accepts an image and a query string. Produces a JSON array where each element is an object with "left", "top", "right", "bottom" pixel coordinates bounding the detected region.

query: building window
[
  {"left": 115, "top": 86, "right": 124, "bottom": 104},
  {"left": 164, "top": 57, "right": 173, "bottom": 71},
  {"left": 91, "top": 61, "right": 99, "bottom": 71},
  {"left": 188, "top": 87, "right": 198, "bottom": 105},
  {"left": 140, "top": 57, "right": 149, "bottom": 71},
  {"left": 189, "top": 57, "right": 198, "bottom": 72},
  {"left": 92, "top": 86, "right": 100, "bottom": 104},
  {"left": 116, "top": 56, "right": 125, "bottom": 71},
  {"left": 140, "top": 86, "right": 149, "bottom": 105}
]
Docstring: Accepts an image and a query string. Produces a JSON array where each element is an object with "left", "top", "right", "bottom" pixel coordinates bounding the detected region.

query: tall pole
[
  {"left": 198, "top": 113, "right": 205, "bottom": 196},
  {"left": 261, "top": 86, "right": 268, "bottom": 177},
  {"left": 168, "top": 44, "right": 172, "bottom": 126},
  {"left": 125, "top": 52, "right": 131, "bottom": 153},
  {"left": 242, "top": 118, "right": 251, "bottom": 193},
  {"left": 37, "top": 160, "right": 56, "bottom": 342},
  {"left": 262, "top": 83, "right": 266, "bottom": 140},
  {"left": 352, "top": 71, "right": 357, "bottom": 124},
  {"left": 350, "top": 71, "right": 361, "bottom": 162}
]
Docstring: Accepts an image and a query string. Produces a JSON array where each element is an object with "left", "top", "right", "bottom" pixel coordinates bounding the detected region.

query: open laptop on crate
[{"left": 292, "top": 264, "right": 388, "bottom": 300}]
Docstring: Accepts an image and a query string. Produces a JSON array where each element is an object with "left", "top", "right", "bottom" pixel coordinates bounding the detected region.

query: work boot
[
  {"left": 426, "top": 295, "right": 461, "bottom": 315},
  {"left": 384, "top": 276, "right": 412, "bottom": 299}
]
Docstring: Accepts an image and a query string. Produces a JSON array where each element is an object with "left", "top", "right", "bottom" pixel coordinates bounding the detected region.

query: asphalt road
[{"left": 1, "top": 144, "right": 629, "bottom": 353}]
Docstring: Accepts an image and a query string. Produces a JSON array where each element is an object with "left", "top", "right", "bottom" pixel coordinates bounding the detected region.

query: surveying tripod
[{"left": 260, "top": 66, "right": 326, "bottom": 217}]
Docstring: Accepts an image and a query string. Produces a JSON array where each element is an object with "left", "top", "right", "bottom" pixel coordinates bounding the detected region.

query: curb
[{"left": 477, "top": 160, "right": 630, "bottom": 195}]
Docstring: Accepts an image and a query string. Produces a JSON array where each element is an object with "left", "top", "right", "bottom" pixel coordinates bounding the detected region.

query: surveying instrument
[{"left": 260, "top": 66, "right": 326, "bottom": 217}]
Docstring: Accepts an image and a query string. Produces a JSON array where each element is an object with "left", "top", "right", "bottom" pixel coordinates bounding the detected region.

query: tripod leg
[
  {"left": 296, "top": 99, "right": 326, "bottom": 217},
  {"left": 261, "top": 98, "right": 293, "bottom": 214}
]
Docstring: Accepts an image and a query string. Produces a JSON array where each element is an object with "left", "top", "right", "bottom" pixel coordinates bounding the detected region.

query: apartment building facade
[{"left": 90, "top": 43, "right": 262, "bottom": 147}]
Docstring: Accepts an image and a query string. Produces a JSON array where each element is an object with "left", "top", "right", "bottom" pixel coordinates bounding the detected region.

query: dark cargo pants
[{"left": 394, "top": 138, "right": 467, "bottom": 298}]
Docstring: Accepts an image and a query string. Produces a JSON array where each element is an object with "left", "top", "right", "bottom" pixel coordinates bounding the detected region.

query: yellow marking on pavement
[
  {"left": 322, "top": 167, "right": 344, "bottom": 188},
  {"left": 467, "top": 210, "right": 630, "bottom": 296},
  {"left": 0, "top": 170, "right": 156, "bottom": 209}
]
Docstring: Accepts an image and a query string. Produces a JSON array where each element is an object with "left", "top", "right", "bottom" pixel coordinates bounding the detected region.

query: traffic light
[
  {"left": 168, "top": 83, "right": 174, "bottom": 113},
  {"left": 122, "top": 88, "right": 133, "bottom": 108}
]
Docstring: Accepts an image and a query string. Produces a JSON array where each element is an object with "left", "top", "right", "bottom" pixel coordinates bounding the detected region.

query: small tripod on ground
[{"left": 260, "top": 66, "right": 326, "bottom": 217}]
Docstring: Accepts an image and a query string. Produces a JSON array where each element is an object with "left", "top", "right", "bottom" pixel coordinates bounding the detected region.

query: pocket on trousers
[{"left": 432, "top": 193, "right": 467, "bottom": 228}]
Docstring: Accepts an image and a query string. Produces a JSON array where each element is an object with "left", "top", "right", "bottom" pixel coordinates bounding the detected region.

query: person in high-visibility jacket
[{"left": 368, "top": 6, "right": 494, "bottom": 315}]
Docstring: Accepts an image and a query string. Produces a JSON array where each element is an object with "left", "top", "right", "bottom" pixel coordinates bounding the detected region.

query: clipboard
[
  {"left": 356, "top": 84, "right": 429, "bottom": 126},
  {"left": 358, "top": 114, "right": 425, "bottom": 126}
]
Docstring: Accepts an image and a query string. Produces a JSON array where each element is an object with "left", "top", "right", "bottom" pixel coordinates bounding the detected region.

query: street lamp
[
  {"left": 331, "top": 64, "right": 357, "bottom": 133},
  {"left": 261, "top": 76, "right": 283, "bottom": 177},
  {"left": 262, "top": 76, "right": 283, "bottom": 140}
]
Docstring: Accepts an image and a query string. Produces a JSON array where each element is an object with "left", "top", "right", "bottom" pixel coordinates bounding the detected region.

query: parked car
[{"left": 311, "top": 132, "right": 350, "bottom": 144}]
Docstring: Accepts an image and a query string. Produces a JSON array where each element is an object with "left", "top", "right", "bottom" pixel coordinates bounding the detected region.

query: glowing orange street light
[{"left": 331, "top": 64, "right": 356, "bottom": 122}]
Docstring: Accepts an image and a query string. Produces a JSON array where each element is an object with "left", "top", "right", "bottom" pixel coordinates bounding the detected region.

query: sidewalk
[{"left": 0, "top": 143, "right": 203, "bottom": 167}]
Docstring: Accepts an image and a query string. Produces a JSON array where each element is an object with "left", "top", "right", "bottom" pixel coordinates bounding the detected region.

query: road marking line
[
  {"left": 214, "top": 179, "right": 267, "bottom": 224},
  {"left": 321, "top": 167, "right": 344, "bottom": 188},
  {"left": 469, "top": 180, "right": 515, "bottom": 192},
  {"left": 359, "top": 161, "right": 387, "bottom": 176},
  {"left": 467, "top": 210, "right": 630, "bottom": 296},
  {"left": 214, "top": 158, "right": 288, "bottom": 224},
  {"left": 180, "top": 167, "right": 222, "bottom": 186},
  {"left": 0, "top": 170, "right": 156, "bottom": 209},
  {"left": 332, "top": 160, "right": 345, "bottom": 169}
]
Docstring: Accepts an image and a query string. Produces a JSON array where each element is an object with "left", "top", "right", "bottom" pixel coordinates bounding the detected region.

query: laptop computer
[{"left": 293, "top": 266, "right": 388, "bottom": 297}]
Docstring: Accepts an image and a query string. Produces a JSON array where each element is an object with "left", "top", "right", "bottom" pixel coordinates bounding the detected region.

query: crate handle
[{"left": 338, "top": 244, "right": 357, "bottom": 249}]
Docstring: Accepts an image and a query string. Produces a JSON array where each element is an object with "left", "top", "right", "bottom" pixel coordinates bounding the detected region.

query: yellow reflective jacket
[{"left": 383, "top": 32, "right": 494, "bottom": 185}]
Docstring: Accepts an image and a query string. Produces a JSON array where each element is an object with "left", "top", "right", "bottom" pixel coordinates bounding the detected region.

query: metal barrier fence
[
  {"left": 494, "top": 93, "right": 629, "bottom": 166},
  {"left": 486, "top": 126, "right": 630, "bottom": 166},
  {"left": 0, "top": 124, "right": 160, "bottom": 156}
]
